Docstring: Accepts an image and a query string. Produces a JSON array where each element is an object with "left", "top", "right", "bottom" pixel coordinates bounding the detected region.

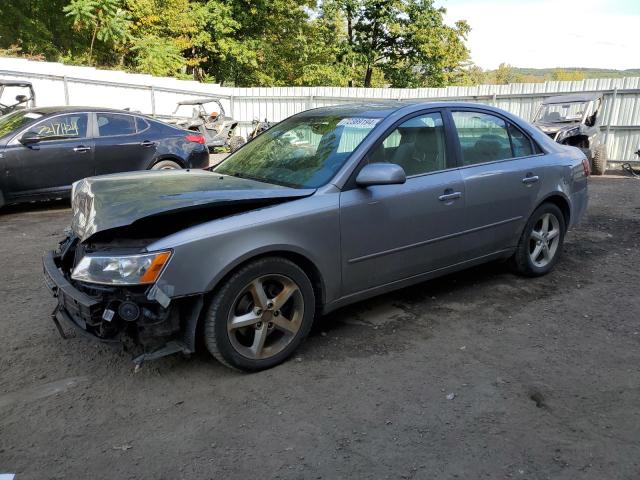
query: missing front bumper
[{"left": 42, "top": 250, "right": 204, "bottom": 364}]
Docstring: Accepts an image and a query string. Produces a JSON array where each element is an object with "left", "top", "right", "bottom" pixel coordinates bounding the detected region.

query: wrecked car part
[
  {"left": 533, "top": 92, "right": 607, "bottom": 175},
  {"left": 70, "top": 170, "right": 315, "bottom": 242}
]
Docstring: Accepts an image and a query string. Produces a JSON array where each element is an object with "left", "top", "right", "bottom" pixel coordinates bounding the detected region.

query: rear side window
[
  {"left": 452, "top": 111, "right": 536, "bottom": 165},
  {"left": 136, "top": 116, "right": 150, "bottom": 132},
  {"left": 508, "top": 123, "right": 533, "bottom": 157},
  {"left": 97, "top": 113, "right": 136, "bottom": 137}
]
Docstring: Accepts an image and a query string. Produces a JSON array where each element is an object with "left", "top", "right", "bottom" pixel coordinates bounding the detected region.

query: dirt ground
[{"left": 1, "top": 176, "right": 639, "bottom": 480}]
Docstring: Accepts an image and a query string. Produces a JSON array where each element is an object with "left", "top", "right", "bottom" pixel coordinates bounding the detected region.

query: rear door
[
  {"left": 3, "top": 112, "right": 93, "bottom": 197},
  {"left": 93, "top": 113, "right": 157, "bottom": 175},
  {"left": 449, "top": 109, "right": 543, "bottom": 258},
  {"left": 340, "top": 110, "right": 468, "bottom": 294}
]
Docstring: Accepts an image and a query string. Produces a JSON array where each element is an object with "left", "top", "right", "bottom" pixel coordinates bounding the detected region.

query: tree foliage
[{"left": 0, "top": 0, "right": 474, "bottom": 88}]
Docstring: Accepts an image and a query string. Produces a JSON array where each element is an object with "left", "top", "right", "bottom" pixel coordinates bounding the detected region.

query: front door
[
  {"left": 340, "top": 111, "right": 468, "bottom": 295},
  {"left": 3, "top": 112, "right": 93, "bottom": 198}
]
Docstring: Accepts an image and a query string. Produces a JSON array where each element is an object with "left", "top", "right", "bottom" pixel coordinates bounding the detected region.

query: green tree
[
  {"left": 64, "top": 0, "right": 131, "bottom": 64},
  {"left": 492, "top": 63, "right": 522, "bottom": 84},
  {"left": 552, "top": 69, "right": 585, "bottom": 81}
]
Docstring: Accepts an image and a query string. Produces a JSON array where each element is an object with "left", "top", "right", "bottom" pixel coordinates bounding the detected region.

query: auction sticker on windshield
[{"left": 337, "top": 118, "right": 381, "bottom": 128}]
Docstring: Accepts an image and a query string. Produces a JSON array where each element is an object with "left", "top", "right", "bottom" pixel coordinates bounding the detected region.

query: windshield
[
  {"left": 214, "top": 113, "right": 382, "bottom": 188},
  {"left": 0, "top": 110, "right": 42, "bottom": 137},
  {"left": 535, "top": 102, "right": 587, "bottom": 123}
]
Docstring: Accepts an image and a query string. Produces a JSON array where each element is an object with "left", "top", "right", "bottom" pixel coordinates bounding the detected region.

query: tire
[
  {"left": 511, "top": 203, "right": 566, "bottom": 277},
  {"left": 228, "top": 135, "right": 246, "bottom": 153},
  {"left": 591, "top": 144, "right": 607, "bottom": 176},
  {"left": 204, "top": 257, "right": 316, "bottom": 371},
  {"left": 151, "top": 159, "right": 181, "bottom": 170}
]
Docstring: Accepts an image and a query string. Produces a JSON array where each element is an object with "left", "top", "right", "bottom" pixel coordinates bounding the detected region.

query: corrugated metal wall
[{"left": 1, "top": 58, "right": 639, "bottom": 161}]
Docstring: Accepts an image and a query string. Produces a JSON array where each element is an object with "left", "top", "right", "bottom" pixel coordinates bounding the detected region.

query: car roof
[
  {"left": 25, "top": 106, "right": 143, "bottom": 115},
  {"left": 541, "top": 92, "right": 602, "bottom": 104},
  {"left": 298, "top": 101, "right": 521, "bottom": 119}
]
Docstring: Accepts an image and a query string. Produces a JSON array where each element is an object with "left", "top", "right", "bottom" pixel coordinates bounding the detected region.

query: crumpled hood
[{"left": 71, "top": 170, "right": 315, "bottom": 241}]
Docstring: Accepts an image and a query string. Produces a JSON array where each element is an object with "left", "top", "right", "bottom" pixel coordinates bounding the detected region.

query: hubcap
[
  {"left": 528, "top": 212, "right": 561, "bottom": 268},
  {"left": 227, "top": 274, "right": 304, "bottom": 360}
]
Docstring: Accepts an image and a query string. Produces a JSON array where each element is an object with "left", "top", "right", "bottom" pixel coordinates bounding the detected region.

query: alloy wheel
[
  {"left": 226, "top": 274, "right": 304, "bottom": 360},
  {"left": 528, "top": 212, "right": 561, "bottom": 268}
]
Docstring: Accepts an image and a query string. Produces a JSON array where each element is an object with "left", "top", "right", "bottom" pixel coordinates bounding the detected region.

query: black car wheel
[
  {"left": 511, "top": 203, "right": 566, "bottom": 277},
  {"left": 204, "top": 257, "right": 315, "bottom": 371},
  {"left": 151, "top": 160, "right": 181, "bottom": 170}
]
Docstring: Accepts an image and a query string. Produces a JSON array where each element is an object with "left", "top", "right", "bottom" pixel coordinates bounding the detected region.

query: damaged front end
[
  {"left": 43, "top": 235, "right": 204, "bottom": 367},
  {"left": 43, "top": 170, "right": 315, "bottom": 366}
]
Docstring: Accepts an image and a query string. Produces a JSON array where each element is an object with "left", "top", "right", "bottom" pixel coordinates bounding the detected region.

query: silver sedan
[{"left": 44, "top": 102, "right": 589, "bottom": 371}]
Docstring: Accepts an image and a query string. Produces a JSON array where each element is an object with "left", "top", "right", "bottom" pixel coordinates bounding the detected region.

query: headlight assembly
[{"left": 71, "top": 251, "right": 172, "bottom": 285}]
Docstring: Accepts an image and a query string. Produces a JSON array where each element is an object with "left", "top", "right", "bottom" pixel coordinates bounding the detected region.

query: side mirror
[
  {"left": 19, "top": 131, "right": 42, "bottom": 145},
  {"left": 356, "top": 163, "right": 406, "bottom": 187},
  {"left": 15, "top": 95, "right": 28, "bottom": 103}
]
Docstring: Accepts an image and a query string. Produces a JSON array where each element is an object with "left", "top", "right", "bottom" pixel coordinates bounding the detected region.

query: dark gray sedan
[{"left": 43, "top": 102, "right": 589, "bottom": 371}]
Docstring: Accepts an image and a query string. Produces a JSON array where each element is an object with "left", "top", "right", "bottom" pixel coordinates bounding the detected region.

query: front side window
[
  {"left": 452, "top": 111, "right": 515, "bottom": 165},
  {"left": 368, "top": 112, "right": 447, "bottom": 176},
  {"left": 26, "top": 113, "right": 88, "bottom": 141},
  {"left": 214, "top": 113, "right": 382, "bottom": 188},
  {"left": 97, "top": 113, "right": 136, "bottom": 137},
  {"left": 0, "top": 111, "right": 42, "bottom": 137}
]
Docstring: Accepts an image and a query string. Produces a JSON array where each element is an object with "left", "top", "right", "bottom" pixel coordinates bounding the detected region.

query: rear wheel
[
  {"left": 229, "top": 135, "right": 246, "bottom": 153},
  {"left": 151, "top": 159, "right": 181, "bottom": 170},
  {"left": 591, "top": 144, "right": 607, "bottom": 175},
  {"left": 511, "top": 203, "right": 566, "bottom": 277},
  {"left": 204, "top": 257, "right": 315, "bottom": 371}
]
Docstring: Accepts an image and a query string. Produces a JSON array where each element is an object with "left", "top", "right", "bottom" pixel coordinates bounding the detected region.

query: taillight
[
  {"left": 581, "top": 157, "right": 590, "bottom": 177},
  {"left": 186, "top": 134, "right": 205, "bottom": 144}
]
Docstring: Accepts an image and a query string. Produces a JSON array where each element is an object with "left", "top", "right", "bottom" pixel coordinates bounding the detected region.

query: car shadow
[
  {"left": 1, "top": 199, "right": 70, "bottom": 215},
  {"left": 313, "top": 260, "right": 516, "bottom": 336}
]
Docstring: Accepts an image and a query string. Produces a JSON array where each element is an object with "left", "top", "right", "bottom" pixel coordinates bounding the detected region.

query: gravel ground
[{"left": 0, "top": 176, "right": 639, "bottom": 480}]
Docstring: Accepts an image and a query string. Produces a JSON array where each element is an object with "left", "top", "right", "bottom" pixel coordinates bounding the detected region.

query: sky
[{"left": 440, "top": 0, "right": 638, "bottom": 70}]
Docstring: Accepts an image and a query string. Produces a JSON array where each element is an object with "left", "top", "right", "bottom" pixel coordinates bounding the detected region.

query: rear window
[{"left": 97, "top": 113, "right": 137, "bottom": 136}]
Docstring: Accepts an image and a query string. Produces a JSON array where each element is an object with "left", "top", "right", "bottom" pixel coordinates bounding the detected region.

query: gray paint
[{"left": 73, "top": 102, "right": 589, "bottom": 314}]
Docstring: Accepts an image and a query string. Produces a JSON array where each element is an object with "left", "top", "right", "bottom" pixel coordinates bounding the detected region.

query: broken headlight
[
  {"left": 71, "top": 251, "right": 172, "bottom": 285},
  {"left": 556, "top": 126, "right": 580, "bottom": 143}
]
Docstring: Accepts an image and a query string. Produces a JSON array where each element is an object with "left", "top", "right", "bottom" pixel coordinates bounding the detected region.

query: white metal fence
[{"left": 1, "top": 57, "right": 639, "bottom": 162}]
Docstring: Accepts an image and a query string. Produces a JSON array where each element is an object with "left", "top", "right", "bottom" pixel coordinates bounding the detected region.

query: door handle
[
  {"left": 140, "top": 140, "right": 155, "bottom": 147},
  {"left": 438, "top": 191, "right": 462, "bottom": 202},
  {"left": 522, "top": 175, "right": 539, "bottom": 184},
  {"left": 73, "top": 146, "right": 91, "bottom": 153}
]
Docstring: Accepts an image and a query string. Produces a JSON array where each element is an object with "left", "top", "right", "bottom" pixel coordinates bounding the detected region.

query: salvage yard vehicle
[
  {"left": 0, "top": 107, "right": 209, "bottom": 207},
  {"left": 163, "top": 97, "right": 245, "bottom": 152},
  {"left": 533, "top": 93, "right": 607, "bottom": 175},
  {"left": 0, "top": 80, "right": 35, "bottom": 116},
  {"left": 43, "top": 102, "right": 589, "bottom": 371}
]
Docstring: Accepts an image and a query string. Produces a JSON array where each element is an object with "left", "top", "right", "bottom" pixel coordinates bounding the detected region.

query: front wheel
[
  {"left": 204, "top": 257, "right": 316, "bottom": 371},
  {"left": 511, "top": 203, "right": 566, "bottom": 277}
]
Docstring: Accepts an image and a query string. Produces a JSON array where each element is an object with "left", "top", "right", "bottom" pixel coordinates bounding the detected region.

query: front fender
[{"left": 148, "top": 193, "right": 342, "bottom": 304}]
